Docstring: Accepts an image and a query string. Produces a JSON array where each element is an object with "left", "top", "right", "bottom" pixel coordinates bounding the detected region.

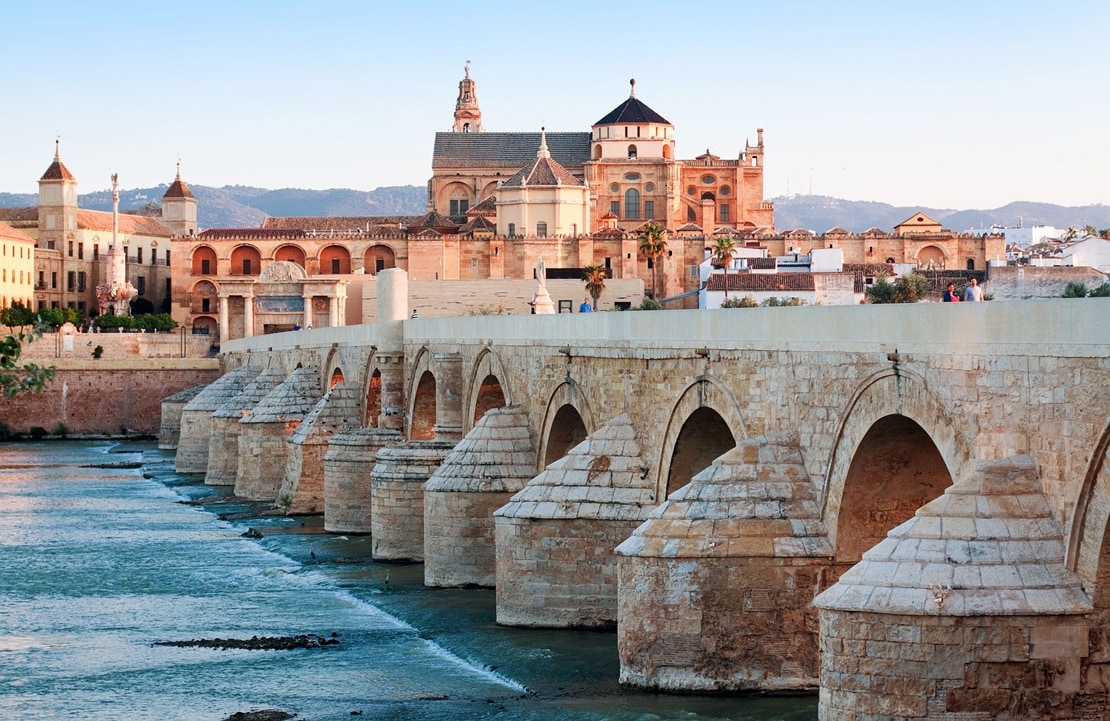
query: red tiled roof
[
  {"left": 76, "top": 209, "right": 173, "bottom": 237},
  {"left": 0, "top": 222, "right": 35, "bottom": 243},
  {"left": 466, "top": 195, "right": 498, "bottom": 217},
  {"left": 163, "top": 176, "right": 194, "bottom": 199},
  {"left": 41, "top": 159, "right": 76, "bottom": 182}
]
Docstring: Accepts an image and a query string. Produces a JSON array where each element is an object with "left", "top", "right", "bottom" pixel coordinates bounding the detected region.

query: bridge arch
[
  {"left": 655, "top": 374, "right": 746, "bottom": 500},
  {"left": 321, "top": 346, "right": 346, "bottom": 392},
  {"left": 467, "top": 348, "right": 512, "bottom": 429},
  {"left": 822, "top": 368, "right": 969, "bottom": 561},
  {"left": 537, "top": 381, "right": 593, "bottom": 472},
  {"left": 358, "top": 346, "right": 382, "bottom": 427},
  {"left": 1067, "top": 420, "right": 1110, "bottom": 607},
  {"left": 407, "top": 347, "right": 438, "bottom": 440}
]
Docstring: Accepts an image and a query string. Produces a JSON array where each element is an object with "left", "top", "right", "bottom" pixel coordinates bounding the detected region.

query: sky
[{"left": 2, "top": 0, "right": 1107, "bottom": 210}]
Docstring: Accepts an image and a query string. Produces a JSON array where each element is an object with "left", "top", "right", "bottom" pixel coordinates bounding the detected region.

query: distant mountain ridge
[{"left": 0, "top": 184, "right": 1105, "bottom": 234}]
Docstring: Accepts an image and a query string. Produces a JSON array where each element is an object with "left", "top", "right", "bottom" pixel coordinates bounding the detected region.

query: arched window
[
  {"left": 627, "top": 145, "right": 637, "bottom": 159},
  {"left": 463, "top": 123, "right": 471, "bottom": 133},
  {"left": 625, "top": 188, "right": 641, "bottom": 220},
  {"left": 508, "top": 223, "right": 516, "bottom": 238},
  {"left": 593, "top": 144, "right": 602, "bottom": 160}
]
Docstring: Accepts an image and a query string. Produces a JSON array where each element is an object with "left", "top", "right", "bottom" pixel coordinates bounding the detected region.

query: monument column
[{"left": 218, "top": 295, "right": 229, "bottom": 340}]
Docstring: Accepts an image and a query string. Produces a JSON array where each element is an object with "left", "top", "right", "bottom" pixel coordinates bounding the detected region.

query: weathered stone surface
[
  {"left": 496, "top": 414, "right": 654, "bottom": 628},
  {"left": 424, "top": 405, "right": 537, "bottom": 587},
  {"left": 323, "top": 428, "right": 401, "bottom": 533},
  {"left": 159, "top": 384, "right": 206, "bottom": 450},
  {"left": 205, "top": 369, "right": 284, "bottom": 486},
  {"left": 278, "top": 379, "right": 362, "bottom": 515},
  {"left": 617, "top": 432, "right": 831, "bottom": 691},
  {"left": 234, "top": 367, "right": 320, "bottom": 501},
  {"left": 815, "top": 455, "right": 1099, "bottom": 720},
  {"left": 175, "top": 366, "right": 261, "bottom": 473},
  {"left": 370, "top": 440, "right": 455, "bottom": 561}
]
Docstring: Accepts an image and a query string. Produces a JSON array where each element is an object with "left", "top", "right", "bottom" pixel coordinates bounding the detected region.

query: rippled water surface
[{"left": 0, "top": 441, "right": 817, "bottom": 720}]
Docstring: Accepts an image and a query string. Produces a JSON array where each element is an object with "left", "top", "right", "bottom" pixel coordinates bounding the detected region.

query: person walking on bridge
[{"left": 963, "top": 278, "right": 983, "bottom": 302}]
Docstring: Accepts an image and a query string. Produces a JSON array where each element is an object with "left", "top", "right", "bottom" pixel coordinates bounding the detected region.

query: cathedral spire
[
  {"left": 537, "top": 127, "right": 550, "bottom": 159},
  {"left": 453, "top": 63, "right": 482, "bottom": 133}
]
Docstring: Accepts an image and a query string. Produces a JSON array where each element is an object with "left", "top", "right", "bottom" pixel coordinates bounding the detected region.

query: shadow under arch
[
  {"left": 321, "top": 346, "right": 346, "bottom": 393},
  {"left": 406, "top": 347, "right": 438, "bottom": 440},
  {"left": 358, "top": 345, "right": 382, "bottom": 427},
  {"left": 466, "top": 348, "right": 512, "bottom": 431},
  {"left": 1067, "top": 419, "right": 1110, "bottom": 607},
  {"left": 655, "top": 374, "right": 747, "bottom": 500},
  {"left": 537, "top": 381, "right": 594, "bottom": 473},
  {"left": 821, "top": 367, "right": 970, "bottom": 558}
]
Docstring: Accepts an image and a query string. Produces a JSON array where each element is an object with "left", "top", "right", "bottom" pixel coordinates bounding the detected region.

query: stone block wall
[
  {"left": 370, "top": 441, "right": 454, "bottom": 561},
  {"left": 495, "top": 517, "right": 640, "bottom": 628},
  {"left": 278, "top": 440, "right": 329, "bottom": 515},
  {"left": 987, "top": 265, "right": 1109, "bottom": 300},
  {"left": 204, "top": 415, "right": 241, "bottom": 485},
  {"left": 235, "top": 420, "right": 299, "bottom": 500},
  {"left": 0, "top": 363, "right": 218, "bottom": 435},
  {"left": 424, "top": 489, "right": 512, "bottom": 588},
  {"left": 323, "top": 428, "right": 400, "bottom": 533}
]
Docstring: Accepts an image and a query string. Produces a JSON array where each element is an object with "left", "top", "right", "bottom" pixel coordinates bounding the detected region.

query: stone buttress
[
  {"left": 370, "top": 440, "right": 457, "bottom": 561},
  {"left": 159, "top": 384, "right": 206, "bottom": 451},
  {"left": 234, "top": 367, "right": 321, "bottom": 502},
  {"left": 423, "top": 405, "right": 537, "bottom": 588},
  {"left": 277, "top": 379, "right": 362, "bottom": 515},
  {"left": 174, "top": 366, "right": 261, "bottom": 474},
  {"left": 324, "top": 427, "right": 402, "bottom": 533},
  {"left": 494, "top": 413, "right": 655, "bottom": 628},
  {"left": 815, "top": 455, "right": 1100, "bottom": 720},
  {"left": 204, "top": 369, "right": 284, "bottom": 486},
  {"left": 616, "top": 432, "right": 832, "bottom": 692}
]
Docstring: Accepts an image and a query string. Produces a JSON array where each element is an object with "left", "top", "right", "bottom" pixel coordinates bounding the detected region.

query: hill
[{"left": 1, "top": 185, "right": 1106, "bottom": 235}]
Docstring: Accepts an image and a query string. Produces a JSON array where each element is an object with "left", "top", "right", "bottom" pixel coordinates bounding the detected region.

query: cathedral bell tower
[
  {"left": 452, "top": 62, "right": 482, "bottom": 133},
  {"left": 37, "top": 140, "right": 78, "bottom": 252}
]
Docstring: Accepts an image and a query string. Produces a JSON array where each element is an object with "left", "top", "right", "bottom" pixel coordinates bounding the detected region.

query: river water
[{"left": 0, "top": 441, "right": 817, "bottom": 721}]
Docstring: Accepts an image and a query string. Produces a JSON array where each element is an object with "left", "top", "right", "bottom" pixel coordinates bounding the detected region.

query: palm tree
[
  {"left": 582, "top": 264, "right": 607, "bottom": 309},
  {"left": 711, "top": 236, "right": 736, "bottom": 298},
  {"left": 1084, "top": 224, "right": 1097, "bottom": 238},
  {"left": 638, "top": 223, "right": 667, "bottom": 300},
  {"left": 1064, "top": 226, "right": 1079, "bottom": 242}
]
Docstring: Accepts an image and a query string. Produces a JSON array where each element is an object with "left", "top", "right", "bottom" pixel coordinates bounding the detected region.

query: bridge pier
[
  {"left": 159, "top": 384, "right": 206, "bottom": 450},
  {"left": 616, "top": 432, "right": 832, "bottom": 691},
  {"left": 815, "top": 455, "right": 1101, "bottom": 719},
  {"left": 370, "top": 440, "right": 456, "bottom": 561},
  {"left": 205, "top": 369, "right": 283, "bottom": 485},
  {"left": 278, "top": 379, "right": 362, "bottom": 515},
  {"left": 424, "top": 405, "right": 537, "bottom": 588},
  {"left": 494, "top": 414, "right": 654, "bottom": 628},
  {"left": 175, "top": 365, "right": 260, "bottom": 474},
  {"left": 323, "top": 427, "right": 401, "bottom": 533},
  {"left": 234, "top": 367, "right": 321, "bottom": 502}
]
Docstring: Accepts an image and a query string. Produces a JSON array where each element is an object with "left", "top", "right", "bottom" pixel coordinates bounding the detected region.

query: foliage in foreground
[
  {"left": 867, "top": 273, "right": 928, "bottom": 304},
  {"left": 1063, "top": 281, "right": 1110, "bottom": 298},
  {"left": 95, "top": 313, "right": 179, "bottom": 331},
  {"left": 0, "top": 326, "right": 55, "bottom": 398},
  {"left": 720, "top": 295, "right": 806, "bottom": 308}
]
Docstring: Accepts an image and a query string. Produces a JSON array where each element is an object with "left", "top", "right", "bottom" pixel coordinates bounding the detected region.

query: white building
[{"left": 1060, "top": 236, "right": 1110, "bottom": 273}]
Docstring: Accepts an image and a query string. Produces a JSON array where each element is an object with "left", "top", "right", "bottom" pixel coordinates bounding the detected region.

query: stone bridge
[{"left": 170, "top": 269, "right": 1110, "bottom": 719}]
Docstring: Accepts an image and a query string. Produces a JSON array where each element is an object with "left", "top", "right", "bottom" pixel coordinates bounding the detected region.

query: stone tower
[
  {"left": 452, "top": 63, "right": 482, "bottom": 133},
  {"left": 37, "top": 140, "right": 78, "bottom": 252},
  {"left": 161, "top": 162, "right": 198, "bottom": 236}
]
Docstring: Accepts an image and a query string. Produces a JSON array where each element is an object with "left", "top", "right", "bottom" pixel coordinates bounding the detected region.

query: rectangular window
[
  {"left": 77, "top": 271, "right": 86, "bottom": 292},
  {"left": 67, "top": 271, "right": 75, "bottom": 291},
  {"left": 689, "top": 265, "right": 699, "bottom": 277},
  {"left": 471, "top": 258, "right": 478, "bottom": 269},
  {"left": 242, "top": 259, "right": 251, "bottom": 275},
  {"left": 68, "top": 241, "right": 73, "bottom": 257},
  {"left": 137, "top": 247, "right": 143, "bottom": 264},
  {"left": 78, "top": 301, "right": 86, "bottom": 313},
  {"left": 137, "top": 277, "right": 146, "bottom": 295},
  {"left": 78, "top": 242, "right": 84, "bottom": 259},
  {"left": 507, "top": 223, "right": 516, "bottom": 237},
  {"left": 201, "top": 259, "right": 211, "bottom": 275},
  {"left": 93, "top": 244, "right": 99, "bottom": 260},
  {"left": 331, "top": 258, "right": 340, "bottom": 273},
  {"left": 38, "top": 271, "right": 44, "bottom": 288},
  {"left": 165, "top": 278, "right": 171, "bottom": 298},
  {"left": 536, "top": 222, "right": 547, "bottom": 238},
  {"left": 165, "top": 250, "right": 170, "bottom": 266},
  {"left": 610, "top": 201, "right": 620, "bottom": 217},
  {"left": 449, "top": 199, "right": 469, "bottom": 216},
  {"left": 719, "top": 204, "right": 730, "bottom": 222},
  {"left": 644, "top": 200, "right": 654, "bottom": 219},
  {"left": 202, "top": 298, "right": 211, "bottom": 313},
  {"left": 51, "top": 272, "right": 57, "bottom": 289}
]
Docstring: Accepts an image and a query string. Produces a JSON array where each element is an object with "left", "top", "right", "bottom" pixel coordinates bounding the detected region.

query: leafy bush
[
  {"left": 28, "top": 426, "right": 47, "bottom": 440},
  {"left": 1063, "top": 281, "right": 1089, "bottom": 298},
  {"left": 720, "top": 295, "right": 760, "bottom": 308},
  {"left": 632, "top": 298, "right": 662, "bottom": 311},
  {"left": 1, "top": 303, "right": 35, "bottom": 330},
  {"left": 867, "top": 273, "right": 928, "bottom": 304},
  {"left": 1090, "top": 283, "right": 1110, "bottom": 298},
  {"left": 762, "top": 296, "right": 807, "bottom": 307},
  {"left": 51, "top": 423, "right": 68, "bottom": 438},
  {"left": 92, "top": 345, "right": 104, "bottom": 359}
]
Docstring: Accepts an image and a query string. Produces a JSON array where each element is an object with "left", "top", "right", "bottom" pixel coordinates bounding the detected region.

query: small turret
[
  {"left": 37, "top": 140, "right": 78, "bottom": 251},
  {"left": 452, "top": 62, "right": 483, "bottom": 133},
  {"left": 161, "top": 161, "right": 198, "bottom": 236}
]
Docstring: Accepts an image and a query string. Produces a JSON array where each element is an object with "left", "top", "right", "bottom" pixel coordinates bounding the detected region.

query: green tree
[
  {"left": 867, "top": 273, "right": 928, "bottom": 304},
  {"left": 720, "top": 295, "right": 759, "bottom": 308},
  {"left": 0, "top": 327, "right": 54, "bottom": 398},
  {"left": 1099, "top": 229, "right": 1110, "bottom": 239},
  {"left": 1083, "top": 224, "right": 1097, "bottom": 237},
  {"left": 1090, "top": 283, "right": 1110, "bottom": 298},
  {"left": 582, "top": 264, "right": 607, "bottom": 310},
  {"left": 711, "top": 236, "right": 736, "bottom": 298},
  {"left": 1, "top": 303, "right": 35, "bottom": 332},
  {"left": 1063, "top": 227, "right": 1079, "bottom": 242},
  {"left": 638, "top": 223, "right": 667, "bottom": 301}
]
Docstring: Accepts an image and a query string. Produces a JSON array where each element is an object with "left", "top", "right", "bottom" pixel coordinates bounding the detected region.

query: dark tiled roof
[
  {"left": 0, "top": 207, "right": 37, "bottom": 222},
  {"left": 824, "top": 227, "right": 851, "bottom": 237},
  {"left": 459, "top": 216, "right": 496, "bottom": 234},
  {"left": 706, "top": 272, "right": 819, "bottom": 292},
  {"left": 675, "top": 223, "right": 702, "bottom": 232},
  {"left": 502, "top": 155, "right": 583, "bottom": 188},
  {"left": 844, "top": 263, "right": 895, "bottom": 276},
  {"left": 410, "top": 210, "right": 458, "bottom": 231},
  {"left": 466, "top": 195, "right": 498, "bottom": 217},
  {"left": 860, "top": 227, "right": 890, "bottom": 238},
  {"left": 0, "top": 222, "right": 34, "bottom": 243},
  {"left": 77, "top": 209, "right": 173, "bottom": 237},
  {"left": 748, "top": 257, "right": 777, "bottom": 270},
  {"left": 593, "top": 96, "right": 671, "bottom": 126},
  {"left": 432, "top": 132, "right": 591, "bottom": 169},
  {"left": 198, "top": 228, "right": 306, "bottom": 240}
]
